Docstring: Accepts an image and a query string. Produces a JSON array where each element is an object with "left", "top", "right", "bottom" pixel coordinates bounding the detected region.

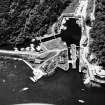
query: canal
[{"left": 0, "top": 59, "right": 105, "bottom": 105}]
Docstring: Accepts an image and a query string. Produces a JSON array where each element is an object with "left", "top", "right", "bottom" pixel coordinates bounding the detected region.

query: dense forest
[
  {"left": 0, "top": 0, "right": 72, "bottom": 47},
  {"left": 89, "top": 0, "right": 105, "bottom": 67}
]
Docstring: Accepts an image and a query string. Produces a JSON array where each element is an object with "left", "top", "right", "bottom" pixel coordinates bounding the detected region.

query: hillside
[{"left": 0, "top": 0, "right": 72, "bottom": 48}]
